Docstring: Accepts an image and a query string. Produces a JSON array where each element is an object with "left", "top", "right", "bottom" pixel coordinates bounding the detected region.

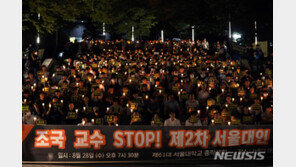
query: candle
[
  {"left": 206, "top": 106, "right": 209, "bottom": 110},
  {"left": 181, "top": 80, "right": 183, "bottom": 83},
  {"left": 123, "top": 92, "right": 126, "bottom": 96},
  {"left": 225, "top": 104, "right": 228, "bottom": 107},
  {"left": 126, "top": 104, "right": 129, "bottom": 108},
  {"left": 42, "top": 75, "right": 44, "bottom": 78},
  {"left": 232, "top": 98, "right": 235, "bottom": 102},
  {"left": 34, "top": 117, "right": 37, "bottom": 122},
  {"left": 145, "top": 95, "right": 149, "bottom": 99},
  {"left": 240, "top": 97, "right": 243, "bottom": 101},
  {"left": 31, "top": 86, "right": 34, "bottom": 90},
  {"left": 155, "top": 84, "right": 157, "bottom": 88},
  {"left": 211, "top": 119, "right": 214, "bottom": 124},
  {"left": 61, "top": 100, "right": 63, "bottom": 104},
  {"left": 178, "top": 91, "right": 181, "bottom": 96},
  {"left": 89, "top": 78, "right": 92, "bottom": 82},
  {"left": 221, "top": 89, "right": 224, "bottom": 93},
  {"left": 91, "top": 119, "right": 94, "bottom": 123},
  {"left": 45, "top": 77, "right": 48, "bottom": 81},
  {"left": 83, "top": 107, "right": 86, "bottom": 111},
  {"left": 261, "top": 96, "right": 263, "bottom": 100},
  {"left": 129, "top": 79, "right": 132, "bottom": 83},
  {"left": 107, "top": 107, "right": 110, "bottom": 111},
  {"left": 42, "top": 103, "right": 45, "bottom": 107},
  {"left": 131, "top": 109, "right": 133, "bottom": 112},
  {"left": 198, "top": 83, "right": 201, "bottom": 87},
  {"left": 49, "top": 103, "right": 51, "bottom": 108},
  {"left": 248, "top": 107, "right": 251, "bottom": 111},
  {"left": 33, "top": 83, "right": 36, "bottom": 87},
  {"left": 52, "top": 73, "right": 55, "bottom": 77},
  {"left": 159, "top": 90, "right": 162, "bottom": 94},
  {"left": 228, "top": 121, "right": 231, "bottom": 126},
  {"left": 76, "top": 83, "right": 79, "bottom": 86},
  {"left": 75, "top": 109, "right": 78, "bottom": 113},
  {"left": 198, "top": 110, "right": 201, "bottom": 115},
  {"left": 74, "top": 75, "right": 76, "bottom": 78},
  {"left": 24, "top": 99, "right": 27, "bottom": 103},
  {"left": 82, "top": 95, "right": 85, "bottom": 98}
]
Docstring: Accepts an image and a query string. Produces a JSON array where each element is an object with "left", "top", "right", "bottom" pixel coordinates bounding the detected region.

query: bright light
[
  {"left": 102, "top": 23, "right": 106, "bottom": 36},
  {"left": 232, "top": 32, "right": 242, "bottom": 40},
  {"left": 59, "top": 52, "right": 64, "bottom": 58},
  {"left": 192, "top": 26, "right": 195, "bottom": 42},
  {"left": 161, "top": 30, "right": 164, "bottom": 42},
  {"left": 131, "top": 26, "right": 135, "bottom": 42},
  {"left": 36, "top": 35, "right": 40, "bottom": 44}
]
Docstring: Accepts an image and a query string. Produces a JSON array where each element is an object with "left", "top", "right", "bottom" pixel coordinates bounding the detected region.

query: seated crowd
[{"left": 22, "top": 39, "right": 273, "bottom": 126}]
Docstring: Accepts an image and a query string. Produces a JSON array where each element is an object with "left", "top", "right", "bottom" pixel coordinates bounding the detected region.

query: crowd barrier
[{"left": 22, "top": 125, "right": 272, "bottom": 163}]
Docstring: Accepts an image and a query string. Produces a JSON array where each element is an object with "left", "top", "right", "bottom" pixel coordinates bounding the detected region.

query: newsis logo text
[{"left": 214, "top": 151, "right": 265, "bottom": 160}]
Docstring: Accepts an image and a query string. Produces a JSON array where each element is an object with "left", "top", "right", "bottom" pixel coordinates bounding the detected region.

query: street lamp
[
  {"left": 161, "top": 30, "right": 164, "bottom": 42},
  {"left": 191, "top": 26, "right": 195, "bottom": 42},
  {"left": 254, "top": 21, "right": 258, "bottom": 45},
  {"left": 102, "top": 23, "right": 106, "bottom": 36},
  {"left": 131, "top": 26, "right": 135, "bottom": 42}
]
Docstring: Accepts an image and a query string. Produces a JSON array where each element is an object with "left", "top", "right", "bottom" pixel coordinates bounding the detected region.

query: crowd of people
[{"left": 22, "top": 39, "right": 273, "bottom": 126}]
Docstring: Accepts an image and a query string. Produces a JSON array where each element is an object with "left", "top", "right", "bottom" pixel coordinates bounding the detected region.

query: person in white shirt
[{"left": 164, "top": 112, "right": 181, "bottom": 126}]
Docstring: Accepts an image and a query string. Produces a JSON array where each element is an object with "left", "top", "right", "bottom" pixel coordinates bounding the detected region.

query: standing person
[
  {"left": 164, "top": 112, "right": 181, "bottom": 126},
  {"left": 164, "top": 94, "right": 181, "bottom": 118}
]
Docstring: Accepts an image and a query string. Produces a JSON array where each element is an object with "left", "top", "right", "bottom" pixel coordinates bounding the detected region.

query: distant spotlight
[
  {"left": 36, "top": 36, "right": 40, "bottom": 44},
  {"left": 59, "top": 52, "right": 64, "bottom": 58},
  {"left": 232, "top": 32, "right": 242, "bottom": 40}
]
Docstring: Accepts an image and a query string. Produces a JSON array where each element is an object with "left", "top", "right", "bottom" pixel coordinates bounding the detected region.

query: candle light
[
  {"left": 42, "top": 75, "right": 44, "bottom": 78},
  {"left": 82, "top": 95, "right": 85, "bottom": 98},
  {"left": 145, "top": 95, "right": 149, "bottom": 99},
  {"left": 49, "top": 103, "right": 51, "bottom": 108},
  {"left": 107, "top": 107, "right": 110, "bottom": 111},
  {"left": 155, "top": 84, "right": 158, "bottom": 88},
  {"left": 248, "top": 107, "right": 251, "bottom": 111},
  {"left": 52, "top": 73, "right": 55, "bottom": 77},
  {"left": 131, "top": 109, "right": 133, "bottom": 113},
  {"left": 75, "top": 109, "right": 78, "bottom": 113},
  {"left": 240, "top": 97, "right": 243, "bottom": 101},
  {"left": 24, "top": 99, "right": 27, "bottom": 103},
  {"left": 198, "top": 83, "right": 201, "bottom": 87},
  {"left": 83, "top": 107, "right": 86, "bottom": 111},
  {"left": 31, "top": 86, "right": 34, "bottom": 90},
  {"left": 129, "top": 79, "right": 132, "bottom": 83},
  {"left": 261, "top": 96, "right": 263, "bottom": 101},
  {"left": 206, "top": 106, "right": 209, "bottom": 110},
  {"left": 45, "top": 77, "right": 48, "bottom": 81},
  {"left": 221, "top": 89, "right": 224, "bottom": 93},
  {"left": 178, "top": 91, "right": 181, "bottom": 96},
  {"left": 159, "top": 90, "right": 162, "bottom": 94},
  {"left": 123, "top": 92, "right": 126, "bottom": 96},
  {"left": 126, "top": 104, "right": 129, "bottom": 108},
  {"left": 211, "top": 119, "right": 214, "bottom": 124},
  {"left": 225, "top": 104, "right": 228, "bottom": 107},
  {"left": 232, "top": 98, "right": 235, "bottom": 102},
  {"left": 89, "top": 78, "right": 92, "bottom": 82},
  {"left": 209, "top": 87, "right": 212, "bottom": 91},
  {"left": 42, "top": 103, "right": 45, "bottom": 107},
  {"left": 181, "top": 80, "right": 183, "bottom": 83},
  {"left": 34, "top": 117, "right": 37, "bottom": 122},
  {"left": 33, "top": 83, "right": 36, "bottom": 87},
  {"left": 228, "top": 121, "right": 231, "bottom": 126},
  {"left": 61, "top": 100, "right": 63, "bottom": 104},
  {"left": 91, "top": 119, "right": 94, "bottom": 124},
  {"left": 74, "top": 75, "right": 76, "bottom": 78},
  {"left": 198, "top": 110, "right": 201, "bottom": 115},
  {"left": 76, "top": 83, "right": 79, "bottom": 86}
]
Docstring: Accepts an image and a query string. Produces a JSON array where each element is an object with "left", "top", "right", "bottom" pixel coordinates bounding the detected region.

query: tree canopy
[{"left": 23, "top": 0, "right": 272, "bottom": 42}]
